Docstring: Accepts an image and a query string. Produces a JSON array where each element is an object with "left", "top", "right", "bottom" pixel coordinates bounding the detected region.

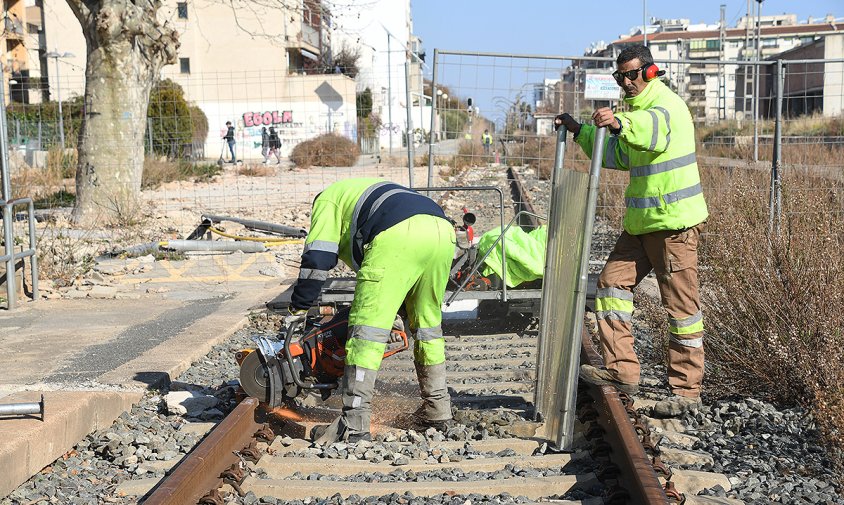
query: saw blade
[{"left": 239, "top": 350, "right": 270, "bottom": 402}]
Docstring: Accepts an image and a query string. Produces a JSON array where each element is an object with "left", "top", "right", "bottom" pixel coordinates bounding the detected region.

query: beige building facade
[{"left": 39, "top": 0, "right": 357, "bottom": 159}]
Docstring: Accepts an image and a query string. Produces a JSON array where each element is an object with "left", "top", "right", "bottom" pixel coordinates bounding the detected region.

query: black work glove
[{"left": 553, "top": 113, "right": 581, "bottom": 137}]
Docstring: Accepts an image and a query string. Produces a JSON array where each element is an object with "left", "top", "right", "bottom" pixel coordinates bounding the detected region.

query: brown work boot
[
  {"left": 652, "top": 395, "right": 702, "bottom": 418},
  {"left": 579, "top": 364, "right": 639, "bottom": 395}
]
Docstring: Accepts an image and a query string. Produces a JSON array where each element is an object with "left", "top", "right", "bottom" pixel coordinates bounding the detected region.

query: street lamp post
[{"left": 45, "top": 50, "right": 75, "bottom": 150}]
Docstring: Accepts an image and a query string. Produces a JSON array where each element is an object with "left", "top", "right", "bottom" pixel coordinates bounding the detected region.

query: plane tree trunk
[{"left": 67, "top": 0, "right": 178, "bottom": 226}]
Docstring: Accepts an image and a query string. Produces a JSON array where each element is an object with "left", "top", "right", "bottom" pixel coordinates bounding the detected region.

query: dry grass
[
  {"left": 237, "top": 164, "right": 276, "bottom": 177},
  {"left": 36, "top": 219, "right": 96, "bottom": 288},
  {"left": 449, "top": 141, "right": 485, "bottom": 172},
  {"left": 141, "top": 158, "right": 221, "bottom": 189},
  {"left": 700, "top": 172, "right": 844, "bottom": 472},
  {"left": 698, "top": 115, "right": 844, "bottom": 141},
  {"left": 11, "top": 146, "right": 76, "bottom": 205},
  {"left": 507, "top": 137, "right": 556, "bottom": 179},
  {"left": 290, "top": 134, "right": 360, "bottom": 168},
  {"left": 590, "top": 146, "right": 844, "bottom": 471}
]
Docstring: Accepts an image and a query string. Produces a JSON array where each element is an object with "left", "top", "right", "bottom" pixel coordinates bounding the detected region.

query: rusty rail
[
  {"left": 143, "top": 398, "right": 268, "bottom": 505},
  {"left": 506, "top": 166, "right": 543, "bottom": 231},
  {"left": 580, "top": 327, "right": 669, "bottom": 504}
]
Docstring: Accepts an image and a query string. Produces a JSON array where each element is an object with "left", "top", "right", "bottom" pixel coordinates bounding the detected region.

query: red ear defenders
[{"left": 642, "top": 63, "right": 666, "bottom": 82}]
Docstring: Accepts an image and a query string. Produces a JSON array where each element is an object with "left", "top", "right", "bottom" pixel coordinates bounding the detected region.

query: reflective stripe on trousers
[{"left": 595, "top": 286, "right": 634, "bottom": 322}]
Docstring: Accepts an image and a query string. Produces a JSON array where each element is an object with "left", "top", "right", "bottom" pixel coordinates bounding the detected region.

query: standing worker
[
  {"left": 223, "top": 121, "right": 236, "bottom": 163},
  {"left": 284, "top": 178, "right": 456, "bottom": 442},
  {"left": 481, "top": 129, "right": 493, "bottom": 156},
  {"left": 555, "top": 45, "right": 708, "bottom": 417}
]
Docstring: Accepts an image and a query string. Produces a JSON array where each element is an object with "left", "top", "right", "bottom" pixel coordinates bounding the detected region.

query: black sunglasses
[{"left": 612, "top": 65, "right": 648, "bottom": 84}]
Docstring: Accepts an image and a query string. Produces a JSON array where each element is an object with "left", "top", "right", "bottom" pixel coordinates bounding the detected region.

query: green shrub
[{"left": 147, "top": 79, "right": 208, "bottom": 158}]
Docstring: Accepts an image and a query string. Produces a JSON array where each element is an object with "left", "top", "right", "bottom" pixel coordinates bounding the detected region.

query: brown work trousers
[{"left": 596, "top": 224, "right": 704, "bottom": 398}]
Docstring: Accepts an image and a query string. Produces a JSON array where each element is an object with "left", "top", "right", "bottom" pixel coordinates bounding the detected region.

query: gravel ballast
[{"left": 2, "top": 164, "right": 842, "bottom": 504}]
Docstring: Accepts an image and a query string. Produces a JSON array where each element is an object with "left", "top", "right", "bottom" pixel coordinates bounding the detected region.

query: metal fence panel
[{"left": 534, "top": 163, "right": 589, "bottom": 445}]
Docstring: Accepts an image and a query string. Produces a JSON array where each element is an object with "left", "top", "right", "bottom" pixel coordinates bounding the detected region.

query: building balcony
[
  {"left": 3, "top": 17, "right": 24, "bottom": 39},
  {"left": 286, "top": 22, "right": 321, "bottom": 57},
  {"left": 688, "top": 49, "right": 720, "bottom": 59}
]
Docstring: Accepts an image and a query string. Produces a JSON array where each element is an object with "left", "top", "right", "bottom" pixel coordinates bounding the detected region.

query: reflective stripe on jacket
[
  {"left": 575, "top": 79, "right": 708, "bottom": 235},
  {"left": 290, "top": 178, "right": 447, "bottom": 309}
]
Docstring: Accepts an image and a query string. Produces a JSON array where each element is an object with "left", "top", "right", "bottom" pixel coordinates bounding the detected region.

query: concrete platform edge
[
  {"left": 0, "top": 390, "right": 141, "bottom": 498},
  {"left": 97, "top": 285, "right": 284, "bottom": 389}
]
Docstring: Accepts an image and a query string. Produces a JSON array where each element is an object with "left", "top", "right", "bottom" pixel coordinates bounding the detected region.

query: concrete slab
[
  {"left": 0, "top": 390, "right": 140, "bottom": 498},
  {"left": 0, "top": 251, "right": 291, "bottom": 499}
]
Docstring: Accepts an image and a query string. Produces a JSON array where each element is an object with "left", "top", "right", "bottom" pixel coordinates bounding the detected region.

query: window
[
  {"left": 657, "top": 43, "right": 667, "bottom": 51},
  {"left": 179, "top": 57, "right": 190, "bottom": 74},
  {"left": 706, "top": 39, "right": 720, "bottom": 50},
  {"left": 177, "top": 2, "right": 188, "bottom": 19},
  {"left": 762, "top": 39, "right": 777, "bottom": 48}
]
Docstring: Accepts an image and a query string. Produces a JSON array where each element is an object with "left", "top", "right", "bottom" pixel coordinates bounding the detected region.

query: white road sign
[{"left": 584, "top": 74, "right": 620, "bottom": 100}]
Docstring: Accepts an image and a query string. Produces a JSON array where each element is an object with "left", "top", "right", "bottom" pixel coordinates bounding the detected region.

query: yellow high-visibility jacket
[{"left": 576, "top": 79, "right": 708, "bottom": 235}]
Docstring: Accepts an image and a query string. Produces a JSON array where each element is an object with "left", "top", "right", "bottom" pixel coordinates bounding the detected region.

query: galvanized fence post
[
  {"left": 147, "top": 117, "right": 154, "bottom": 154},
  {"left": 404, "top": 60, "right": 414, "bottom": 188},
  {"left": 426, "top": 49, "right": 438, "bottom": 192},
  {"left": 560, "top": 126, "right": 607, "bottom": 448},
  {"left": 769, "top": 59, "right": 784, "bottom": 235},
  {"left": 1, "top": 66, "right": 16, "bottom": 309},
  {"left": 534, "top": 127, "right": 567, "bottom": 425}
]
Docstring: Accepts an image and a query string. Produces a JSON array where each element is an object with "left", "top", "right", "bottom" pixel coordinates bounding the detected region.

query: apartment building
[
  {"left": 3, "top": 0, "right": 45, "bottom": 105},
  {"left": 581, "top": 13, "right": 844, "bottom": 122}
]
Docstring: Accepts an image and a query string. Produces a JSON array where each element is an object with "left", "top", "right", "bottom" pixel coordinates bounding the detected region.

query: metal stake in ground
[{"left": 0, "top": 394, "right": 45, "bottom": 421}]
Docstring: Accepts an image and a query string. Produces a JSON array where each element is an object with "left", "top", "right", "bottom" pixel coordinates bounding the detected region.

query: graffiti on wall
[{"left": 242, "top": 110, "right": 293, "bottom": 127}]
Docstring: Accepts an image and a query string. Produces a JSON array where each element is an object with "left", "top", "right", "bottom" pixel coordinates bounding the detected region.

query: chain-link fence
[
  {"left": 2, "top": 48, "right": 843, "bottom": 301},
  {"left": 0, "top": 49, "right": 434, "bottom": 308},
  {"left": 425, "top": 49, "right": 844, "bottom": 447},
  {"left": 426, "top": 50, "right": 844, "bottom": 244}
]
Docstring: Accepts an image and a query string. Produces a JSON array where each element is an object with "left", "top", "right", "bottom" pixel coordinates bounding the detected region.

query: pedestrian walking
[
  {"left": 268, "top": 126, "right": 282, "bottom": 164},
  {"left": 261, "top": 127, "right": 270, "bottom": 164},
  {"left": 555, "top": 45, "right": 709, "bottom": 418},
  {"left": 223, "top": 121, "right": 236, "bottom": 163}
]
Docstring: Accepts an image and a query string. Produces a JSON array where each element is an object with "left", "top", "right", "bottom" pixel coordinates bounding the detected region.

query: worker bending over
[
  {"left": 285, "top": 178, "right": 456, "bottom": 442},
  {"left": 555, "top": 45, "right": 709, "bottom": 417}
]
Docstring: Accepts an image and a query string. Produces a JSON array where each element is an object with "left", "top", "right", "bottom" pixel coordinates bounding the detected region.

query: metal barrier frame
[
  {"left": 0, "top": 63, "right": 38, "bottom": 310},
  {"left": 535, "top": 126, "right": 606, "bottom": 450},
  {"left": 1, "top": 197, "right": 38, "bottom": 310}
]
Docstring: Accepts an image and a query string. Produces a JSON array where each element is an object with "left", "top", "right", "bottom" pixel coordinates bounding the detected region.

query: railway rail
[{"left": 142, "top": 168, "right": 736, "bottom": 505}]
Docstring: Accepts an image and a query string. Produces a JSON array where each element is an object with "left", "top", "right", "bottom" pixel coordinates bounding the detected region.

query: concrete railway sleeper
[{"left": 140, "top": 319, "right": 738, "bottom": 505}]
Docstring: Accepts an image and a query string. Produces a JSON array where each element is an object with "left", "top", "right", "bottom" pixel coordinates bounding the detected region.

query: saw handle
[
  {"left": 383, "top": 330, "right": 409, "bottom": 359},
  {"left": 283, "top": 321, "right": 339, "bottom": 392}
]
